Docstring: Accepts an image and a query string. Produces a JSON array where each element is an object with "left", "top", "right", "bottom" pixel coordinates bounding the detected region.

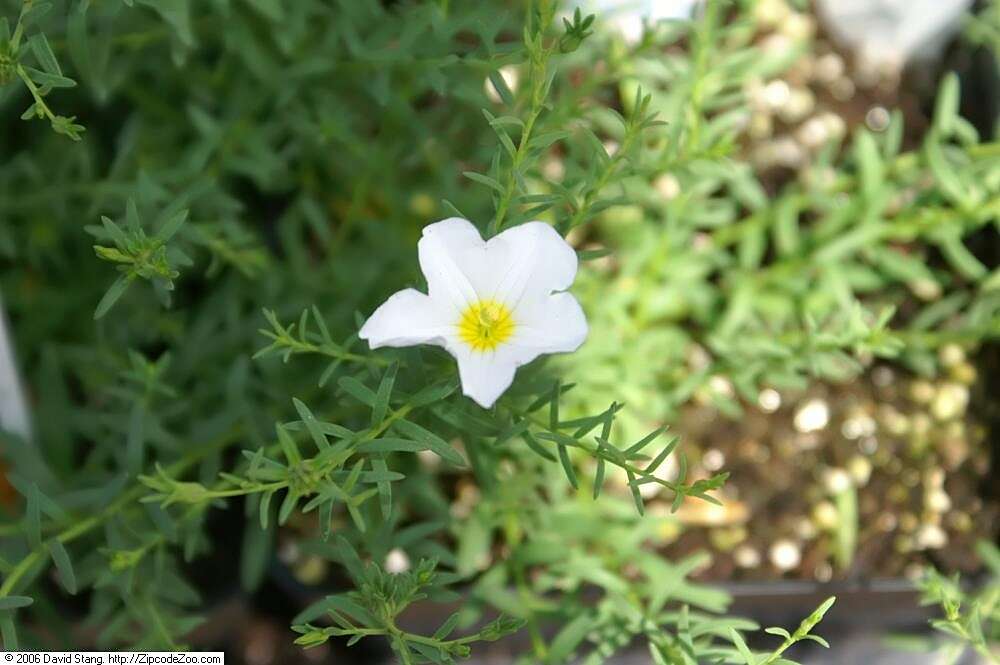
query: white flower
[{"left": 359, "top": 218, "right": 588, "bottom": 408}]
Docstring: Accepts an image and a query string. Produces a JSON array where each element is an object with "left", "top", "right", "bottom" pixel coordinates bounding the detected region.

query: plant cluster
[
  {"left": 889, "top": 541, "right": 1000, "bottom": 663},
  {"left": 4, "top": 0, "right": 993, "bottom": 662},
  {"left": 557, "top": 1, "right": 1000, "bottom": 446},
  {"left": 0, "top": 0, "right": 833, "bottom": 661}
]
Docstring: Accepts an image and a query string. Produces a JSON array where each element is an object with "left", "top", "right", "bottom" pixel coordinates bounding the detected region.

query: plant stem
[
  {"left": 16, "top": 64, "right": 57, "bottom": 123},
  {"left": 0, "top": 427, "right": 241, "bottom": 597},
  {"left": 503, "top": 404, "right": 720, "bottom": 504},
  {"left": 489, "top": 103, "right": 542, "bottom": 237},
  {"left": 488, "top": 4, "right": 555, "bottom": 237},
  {"left": 564, "top": 122, "right": 639, "bottom": 233}
]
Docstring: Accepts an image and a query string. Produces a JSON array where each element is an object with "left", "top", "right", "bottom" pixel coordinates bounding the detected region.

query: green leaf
[
  {"left": 126, "top": 401, "right": 145, "bottom": 474},
  {"left": 975, "top": 540, "right": 1000, "bottom": 575},
  {"left": 549, "top": 381, "right": 560, "bottom": 430},
  {"left": 854, "top": 130, "right": 883, "bottom": 200},
  {"left": 547, "top": 613, "right": 594, "bottom": 663},
  {"left": 67, "top": 0, "right": 106, "bottom": 101},
  {"left": 0, "top": 615, "right": 17, "bottom": 649},
  {"left": 521, "top": 431, "right": 556, "bottom": 461},
  {"left": 94, "top": 246, "right": 131, "bottom": 263},
  {"left": 240, "top": 520, "right": 273, "bottom": 593},
  {"left": 23, "top": 66, "right": 76, "bottom": 88},
  {"left": 26, "top": 483, "right": 41, "bottom": 549},
  {"left": 578, "top": 247, "right": 611, "bottom": 261},
  {"left": 47, "top": 540, "right": 77, "bottom": 594},
  {"left": 276, "top": 423, "right": 302, "bottom": 466},
  {"left": 371, "top": 456, "right": 392, "bottom": 520},
  {"left": 245, "top": 0, "right": 283, "bottom": 21},
  {"left": 20, "top": 1, "right": 53, "bottom": 26},
  {"left": 626, "top": 469, "right": 644, "bottom": 515},
  {"left": 0, "top": 596, "right": 34, "bottom": 610},
  {"left": 393, "top": 419, "right": 465, "bottom": 466},
  {"left": 94, "top": 275, "right": 132, "bottom": 319},
  {"left": 101, "top": 216, "right": 130, "bottom": 248},
  {"left": 924, "top": 139, "right": 974, "bottom": 208},
  {"left": 293, "top": 593, "right": 374, "bottom": 626},
  {"left": 278, "top": 490, "right": 299, "bottom": 525},
  {"left": 125, "top": 198, "right": 141, "bottom": 232},
  {"left": 358, "top": 437, "right": 430, "bottom": 454},
  {"left": 557, "top": 443, "right": 577, "bottom": 489},
  {"left": 592, "top": 452, "right": 606, "bottom": 499},
  {"left": 487, "top": 70, "right": 515, "bottom": 105},
  {"left": 937, "top": 233, "right": 987, "bottom": 280},
  {"left": 592, "top": 406, "right": 615, "bottom": 498},
  {"left": 463, "top": 171, "right": 505, "bottom": 194},
  {"left": 729, "top": 628, "right": 757, "bottom": 665},
  {"left": 338, "top": 376, "right": 377, "bottom": 406},
  {"left": 645, "top": 435, "right": 679, "bottom": 473},
  {"left": 408, "top": 378, "right": 458, "bottom": 407},
  {"left": 292, "top": 398, "right": 330, "bottom": 451},
  {"left": 155, "top": 209, "right": 188, "bottom": 243},
  {"left": 739, "top": 222, "right": 766, "bottom": 270},
  {"left": 28, "top": 33, "right": 61, "bottom": 75},
  {"left": 432, "top": 612, "right": 461, "bottom": 641},
  {"left": 135, "top": 0, "right": 194, "bottom": 47},
  {"left": 933, "top": 72, "right": 960, "bottom": 137},
  {"left": 259, "top": 490, "right": 274, "bottom": 530},
  {"left": 371, "top": 361, "right": 398, "bottom": 426},
  {"left": 7, "top": 475, "right": 65, "bottom": 522},
  {"left": 319, "top": 498, "right": 333, "bottom": 541},
  {"left": 625, "top": 425, "right": 666, "bottom": 456}
]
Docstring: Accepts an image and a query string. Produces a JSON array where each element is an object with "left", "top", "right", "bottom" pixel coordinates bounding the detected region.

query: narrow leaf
[
  {"left": 292, "top": 398, "right": 330, "bottom": 451},
  {"left": 94, "top": 275, "right": 132, "bottom": 319},
  {"left": 557, "top": 444, "right": 577, "bottom": 489},
  {"left": 47, "top": 540, "right": 77, "bottom": 594},
  {"left": 371, "top": 362, "right": 398, "bottom": 426}
]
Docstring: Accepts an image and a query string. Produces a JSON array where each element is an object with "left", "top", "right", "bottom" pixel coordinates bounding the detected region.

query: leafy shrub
[{"left": 4, "top": 0, "right": 995, "bottom": 662}]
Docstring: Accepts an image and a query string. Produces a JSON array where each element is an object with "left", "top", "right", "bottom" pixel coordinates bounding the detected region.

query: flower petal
[
  {"left": 418, "top": 218, "right": 489, "bottom": 315},
  {"left": 452, "top": 292, "right": 586, "bottom": 408},
  {"left": 487, "top": 221, "right": 578, "bottom": 309},
  {"left": 359, "top": 288, "right": 454, "bottom": 349},
  {"left": 510, "top": 292, "right": 588, "bottom": 357},
  {"left": 454, "top": 348, "right": 517, "bottom": 408}
]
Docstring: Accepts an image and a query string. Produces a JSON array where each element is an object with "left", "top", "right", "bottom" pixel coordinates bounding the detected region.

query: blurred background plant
[
  {"left": 556, "top": 0, "right": 1000, "bottom": 590},
  {"left": 887, "top": 540, "right": 1000, "bottom": 663},
  {"left": 0, "top": 0, "right": 996, "bottom": 663}
]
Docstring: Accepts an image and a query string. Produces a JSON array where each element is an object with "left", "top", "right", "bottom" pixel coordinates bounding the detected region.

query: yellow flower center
[{"left": 457, "top": 300, "right": 515, "bottom": 352}]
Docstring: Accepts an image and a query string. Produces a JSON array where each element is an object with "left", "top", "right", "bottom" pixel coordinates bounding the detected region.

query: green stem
[
  {"left": 0, "top": 427, "right": 241, "bottom": 597},
  {"left": 271, "top": 334, "right": 388, "bottom": 367},
  {"left": 16, "top": 63, "right": 57, "bottom": 123},
  {"left": 9, "top": 0, "right": 34, "bottom": 52},
  {"left": 488, "top": 4, "right": 555, "bottom": 237},
  {"left": 681, "top": 0, "right": 718, "bottom": 155},
  {"left": 503, "top": 404, "right": 714, "bottom": 502},
  {"left": 166, "top": 400, "right": 416, "bottom": 504},
  {"left": 489, "top": 103, "right": 543, "bottom": 237},
  {"left": 564, "top": 122, "right": 639, "bottom": 233},
  {"left": 513, "top": 563, "right": 547, "bottom": 659}
]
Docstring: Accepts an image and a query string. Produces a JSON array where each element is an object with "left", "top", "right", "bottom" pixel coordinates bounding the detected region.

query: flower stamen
[{"left": 457, "top": 300, "right": 515, "bottom": 352}]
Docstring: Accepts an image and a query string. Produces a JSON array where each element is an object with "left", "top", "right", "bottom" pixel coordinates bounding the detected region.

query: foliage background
[{"left": 0, "top": 0, "right": 996, "bottom": 662}]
